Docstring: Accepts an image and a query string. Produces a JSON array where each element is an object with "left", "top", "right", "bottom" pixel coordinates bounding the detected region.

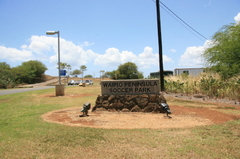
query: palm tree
[{"left": 80, "top": 65, "right": 87, "bottom": 80}]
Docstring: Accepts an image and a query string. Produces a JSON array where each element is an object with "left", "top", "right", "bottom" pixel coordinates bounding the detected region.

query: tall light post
[
  {"left": 46, "top": 31, "right": 61, "bottom": 85},
  {"left": 46, "top": 31, "right": 64, "bottom": 96}
]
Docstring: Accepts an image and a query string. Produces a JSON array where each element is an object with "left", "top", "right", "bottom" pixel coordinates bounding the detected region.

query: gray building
[{"left": 174, "top": 68, "right": 205, "bottom": 76}]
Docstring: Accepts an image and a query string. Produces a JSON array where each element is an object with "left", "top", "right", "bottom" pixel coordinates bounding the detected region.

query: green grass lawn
[{"left": 0, "top": 85, "right": 239, "bottom": 159}]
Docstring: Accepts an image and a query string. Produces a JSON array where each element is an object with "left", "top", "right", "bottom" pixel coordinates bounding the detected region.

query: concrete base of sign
[{"left": 55, "top": 84, "right": 65, "bottom": 96}]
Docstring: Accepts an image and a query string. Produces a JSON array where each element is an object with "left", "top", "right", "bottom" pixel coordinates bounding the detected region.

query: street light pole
[
  {"left": 57, "top": 31, "right": 61, "bottom": 85},
  {"left": 46, "top": 31, "right": 61, "bottom": 85},
  {"left": 46, "top": 31, "right": 64, "bottom": 96}
]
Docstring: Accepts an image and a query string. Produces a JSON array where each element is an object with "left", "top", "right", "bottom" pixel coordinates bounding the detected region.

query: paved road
[
  {"left": 0, "top": 78, "right": 59, "bottom": 96},
  {"left": 0, "top": 86, "right": 55, "bottom": 96}
]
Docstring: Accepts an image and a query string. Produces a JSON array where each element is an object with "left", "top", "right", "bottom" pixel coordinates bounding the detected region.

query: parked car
[
  {"left": 68, "top": 80, "right": 78, "bottom": 85},
  {"left": 85, "top": 80, "right": 94, "bottom": 85},
  {"left": 78, "top": 80, "right": 85, "bottom": 86},
  {"left": 75, "top": 80, "right": 80, "bottom": 85}
]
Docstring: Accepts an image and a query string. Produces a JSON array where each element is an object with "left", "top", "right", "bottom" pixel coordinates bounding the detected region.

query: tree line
[
  {"left": 0, "top": 60, "right": 47, "bottom": 88},
  {"left": 0, "top": 60, "right": 143, "bottom": 89},
  {"left": 0, "top": 61, "right": 90, "bottom": 89},
  {"left": 64, "top": 62, "right": 144, "bottom": 80}
]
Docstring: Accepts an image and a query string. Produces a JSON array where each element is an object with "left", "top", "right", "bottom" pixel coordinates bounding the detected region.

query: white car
[
  {"left": 85, "top": 80, "right": 93, "bottom": 85},
  {"left": 68, "top": 80, "right": 78, "bottom": 85}
]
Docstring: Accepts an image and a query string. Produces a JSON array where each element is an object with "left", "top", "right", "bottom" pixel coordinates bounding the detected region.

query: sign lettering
[{"left": 101, "top": 80, "right": 159, "bottom": 95}]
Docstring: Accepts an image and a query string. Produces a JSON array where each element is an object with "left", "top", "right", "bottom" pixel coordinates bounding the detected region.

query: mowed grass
[{"left": 0, "top": 85, "right": 240, "bottom": 159}]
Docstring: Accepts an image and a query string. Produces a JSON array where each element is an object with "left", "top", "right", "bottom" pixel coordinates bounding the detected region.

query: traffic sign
[{"left": 60, "top": 70, "right": 66, "bottom": 76}]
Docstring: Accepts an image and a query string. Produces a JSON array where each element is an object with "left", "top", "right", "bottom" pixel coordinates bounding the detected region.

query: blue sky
[{"left": 0, "top": 0, "right": 240, "bottom": 77}]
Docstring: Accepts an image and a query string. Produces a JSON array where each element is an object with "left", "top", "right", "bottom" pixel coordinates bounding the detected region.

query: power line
[
  {"left": 160, "top": 4, "right": 206, "bottom": 41},
  {"left": 152, "top": 0, "right": 208, "bottom": 41},
  {"left": 160, "top": 1, "right": 208, "bottom": 40}
]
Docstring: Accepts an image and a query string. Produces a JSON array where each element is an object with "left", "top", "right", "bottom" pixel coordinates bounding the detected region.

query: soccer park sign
[{"left": 101, "top": 79, "right": 160, "bottom": 95}]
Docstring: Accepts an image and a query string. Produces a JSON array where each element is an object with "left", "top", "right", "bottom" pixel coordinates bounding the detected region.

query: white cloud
[
  {"left": 179, "top": 46, "right": 204, "bottom": 66},
  {"left": 0, "top": 46, "right": 33, "bottom": 62},
  {"left": 138, "top": 47, "right": 158, "bottom": 68},
  {"left": 93, "top": 46, "right": 173, "bottom": 70},
  {"left": 82, "top": 41, "right": 94, "bottom": 47},
  {"left": 0, "top": 36, "right": 98, "bottom": 67},
  {"left": 234, "top": 12, "right": 240, "bottom": 24},
  {"left": 26, "top": 36, "right": 98, "bottom": 67},
  {"left": 170, "top": 49, "right": 176, "bottom": 53},
  {"left": 139, "top": 47, "right": 155, "bottom": 58},
  {"left": 94, "top": 48, "right": 121, "bottom": 66},
  {"left": 137, "top": 46, "right": 173, "bottom": 69},
  {"left": 94, "top": 48, "right": 137, "bottom": 67},
  {"left": 179, "top": 40, "right": 212, "bottom": 67},
  {"left": 0, "top": 36, "right": 174, "bottom": 75},
  {"left": 163, "top": 55, "right": 174, "bottom": 63},
  {"left": 27, "top": 36, "right": 53, "bottom": 54}
]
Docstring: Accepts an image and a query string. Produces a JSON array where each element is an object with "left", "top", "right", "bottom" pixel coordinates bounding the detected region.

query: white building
[{"left": 174, "top": 68, "right": 205, "bottom": 76}]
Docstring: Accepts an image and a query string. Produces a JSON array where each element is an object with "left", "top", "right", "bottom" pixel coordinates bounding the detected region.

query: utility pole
[{"left": 156, "top": 0, "right": 165, "bottom": 91}]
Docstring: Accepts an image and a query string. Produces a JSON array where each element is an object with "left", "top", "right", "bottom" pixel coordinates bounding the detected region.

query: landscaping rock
[{"left": 92, "top": 93, "right": 167, "bottom": 113}]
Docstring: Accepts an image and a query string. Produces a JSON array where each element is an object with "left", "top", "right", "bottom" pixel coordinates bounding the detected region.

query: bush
[{"left": 0, "top": 62, "right": 17, "bottom": 89}]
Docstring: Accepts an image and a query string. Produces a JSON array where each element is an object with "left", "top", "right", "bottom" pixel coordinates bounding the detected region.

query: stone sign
[{"left": 101, "top": 79, "right": 160, "bottom": 95}]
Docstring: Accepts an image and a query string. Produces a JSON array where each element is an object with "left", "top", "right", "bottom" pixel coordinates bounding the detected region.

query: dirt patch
[{"left": 41, "top": 105, "right": 240, "bottom": 129}]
